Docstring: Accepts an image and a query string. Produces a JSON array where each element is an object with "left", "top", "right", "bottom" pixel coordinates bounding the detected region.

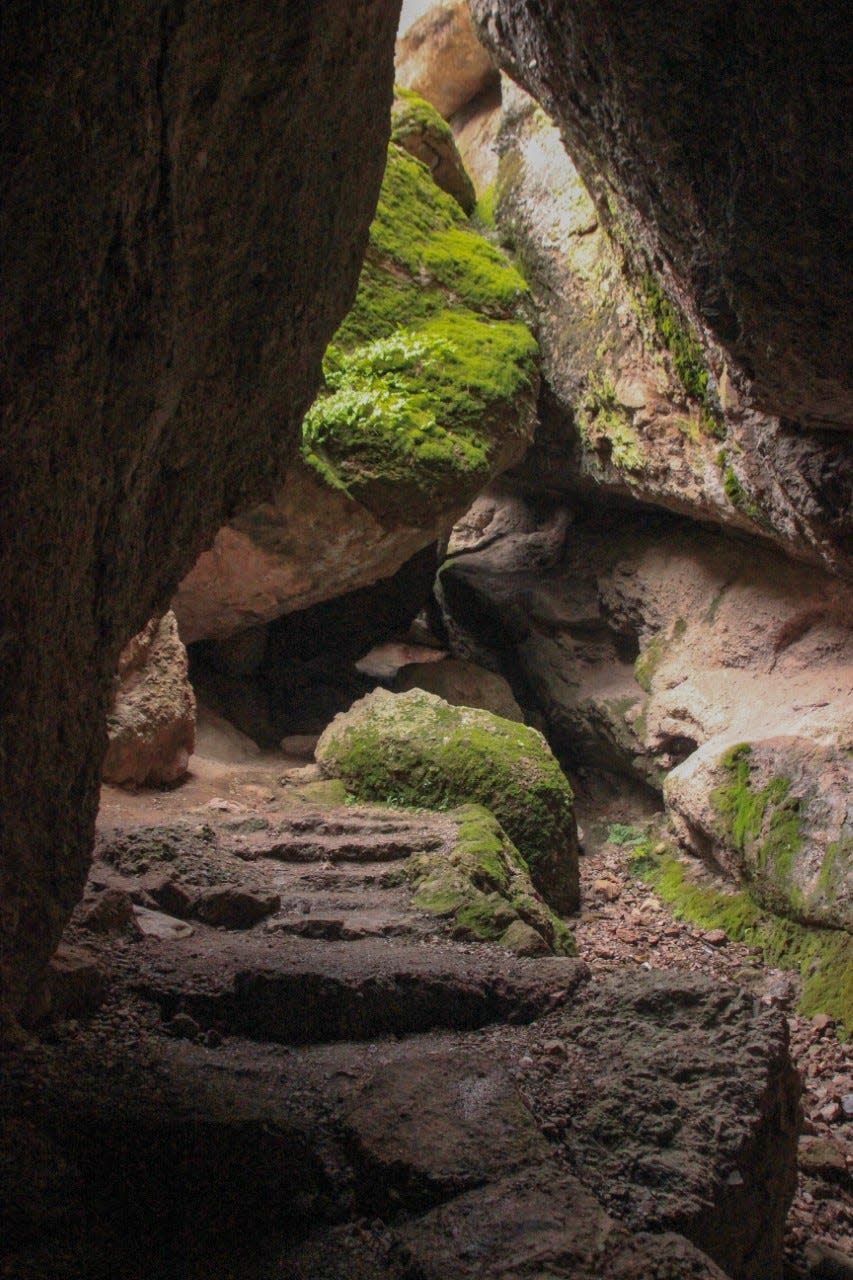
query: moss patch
[
  {"left": 634, "top": 635, "right": 666, "bottom": 693},
  {"left": 633, "top": 845, "right": 853, "bottom": 1036},
  {"left": 717, "top": 449, "right": 769, "bottom": 526},
  {"left": 577, "top": 372, "right": 644, "bottom": 473},
  {"left": 316, "top": 688, "right": 578, "bottom": 913},
  {"left": 407, "top": 804, "right": 575, "bottom": 955},
  {"left": 638, "top": 273, "right": 724, "bottom": 438},
  {"left": 300, "top": 144, "right": 537, "bottom": 524},
  {"left": 710, "top": 744, "right": 805, "bottom": 914}
]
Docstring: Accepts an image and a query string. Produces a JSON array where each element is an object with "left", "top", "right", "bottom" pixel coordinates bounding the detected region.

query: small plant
[{"left": 606, "top": 822, "right": 647, "bottom": 847}]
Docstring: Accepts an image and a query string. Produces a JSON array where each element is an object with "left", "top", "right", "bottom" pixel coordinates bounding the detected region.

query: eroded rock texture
[
  {"left": 470, "top": 0, "right": 852, "bottom": 432},
  {"left": 0, "top": 0, "right": 401, "bottom": 1014}
]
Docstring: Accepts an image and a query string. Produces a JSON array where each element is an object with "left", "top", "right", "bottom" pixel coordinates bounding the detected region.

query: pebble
[{"left": 842, "top": 1094, "right": 853, "bottom": 1119}]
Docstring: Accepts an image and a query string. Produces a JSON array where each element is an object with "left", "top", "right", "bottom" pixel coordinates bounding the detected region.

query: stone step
[
  {"left": 134, "top": 934, "right": 588, "bottom": 1045},
  {"left": 265, "top": 909, "right": 427, "bottom": 942}
]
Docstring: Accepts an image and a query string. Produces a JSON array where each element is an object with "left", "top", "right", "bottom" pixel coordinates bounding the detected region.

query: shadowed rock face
[
  {"left": 0, "top": 0, "right": 401, "bottom": 1015},
  {"left": 470, "top": 0, "right": 852, "bottom": 432}
]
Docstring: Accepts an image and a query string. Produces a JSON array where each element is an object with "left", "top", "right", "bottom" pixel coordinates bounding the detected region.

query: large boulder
[
  {"left": 174, "top": 140, "right": 538, "bottom": 642},
  {"left": 446, "top": 65, "right": 851, "bottom": 575},
  {"left": 0, "top": 0, "right": 400, "bottom": 1016},
  {"left": 470, "top": 0, "right": 851, "bottom": 434},
  {"left": 395, "top": 0, "right": 499, "bottom": 120},
  {"left": 102, "top": 611, "right": 196, "bottom": 787},
  {"left": 665, "top": 737, "right": 853, "bottom": 931},
  {"left": 316, "top": 687, "right": 579, "bottom": 913}
]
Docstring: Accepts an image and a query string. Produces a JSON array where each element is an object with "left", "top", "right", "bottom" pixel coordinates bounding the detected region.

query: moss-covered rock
[
  {"left": 407, "top": 803, "right": 575, "bottom": 954},
  {"left": 301, "top": 142, "right": 538, "bottom": 527},
  {"left": 631, "top": 839, "right": 853, "bottom": 1037},
  {"left": 316, "top": 688, "right": 579, "bottom": 913},
  {"left": 392, "top": 87, "right": 476, "bottom": 213},
  {"left": 665, "top": 735, "right": 852, "bottom": 932},
  {"left": 176, "top": 140, "right": 538, "bottom": 641}
]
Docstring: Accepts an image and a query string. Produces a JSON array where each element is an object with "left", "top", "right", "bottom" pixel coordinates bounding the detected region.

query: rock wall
[
  {"left": 0, "top": 0, "right": 401, "bottom": 1016},
  {"left": 469, "top": 0, "right": 852, "bottom": 433}
]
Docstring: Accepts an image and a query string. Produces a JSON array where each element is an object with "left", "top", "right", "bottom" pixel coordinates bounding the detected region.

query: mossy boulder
[
  {"left": 407, "top": 804, "right": 575, "bottom": 954},
  {"left": 176, "top": 139, "right": 538, "bottom": 641},
  {"left": 665, "top": 735, "right": 852, "bottom": 932},
  {"left": 392, "top": 87, "right": 476, "bottom": 214},
  {"left": 316, "top": 688, "right": 579, "bottom": 913},
  {"left": 300, "top": 142, "right": 539, "bottom": 528}
]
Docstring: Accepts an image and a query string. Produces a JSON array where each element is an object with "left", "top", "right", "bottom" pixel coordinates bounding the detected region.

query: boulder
[
  {"left": 316, "top": 687, "right": 579, "bottom": 912},
  {"left": 469, "top": 0, "right": 851, "bottom": 434},
  {"left": 665, "top": 737, "right": 853, "bottom": 931},
  {"left": 102, "top": 612, "right": 196, "bottom": 787},
  {"left": 1, "top": 0, "right": 401, "bottom": 1015},
  {"left": 174, "top": 141, "right": 538, "bottom": 643},
  {"left": 392, "top": 87, "right": 475, "bottom": 213},
  {"left": 395, "top": 0, "right": 498, "bottom": 120},
  {"left": 393, "top": 656, "right": 524, "bottom": 722},
  {"left": 455, "top": 75, "right": 851, "bottom": 574}
]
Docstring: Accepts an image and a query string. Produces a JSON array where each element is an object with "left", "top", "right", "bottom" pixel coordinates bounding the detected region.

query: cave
[{"left": 2, "top": 2, "right": 851, "bottom": 1278}]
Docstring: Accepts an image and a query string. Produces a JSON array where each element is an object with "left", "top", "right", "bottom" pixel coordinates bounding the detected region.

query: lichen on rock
[{"left": 316, "top": 687, "right": 579, "bottom": 913}]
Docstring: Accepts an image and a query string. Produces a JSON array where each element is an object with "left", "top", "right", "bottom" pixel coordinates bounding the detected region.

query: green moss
[
  {"left": 317, "top": 690, "right": 578, "bottom": 912},
  {"left": 710, "top": 744, "right": 804, "bottom": 913},
  {"left": 473, "top": 181, "right": 497, "bottom": 229},
  {"left": 634, "top": 635, "right": 665, "bottom": 692},
  {"left": 638, "top": 274, "right": 724, "bottom": 438},
  {"left": 577, "top": 372, "right": 644, "bottom": 472},
  {"left": 391, "top": 86, "right": 456, "bottom": 148},
  {"left": 637, "top": 852, "right": 852, "bottom": 1035},
  {"left": 299, "top": 143, "right": 537, "bottom": 521},
  {"left": 407, "top": 804, "right": 576, "bottom": 955},
  {"left": 819, "top": 837, "right": 852, "bottom": 897},
  {"left": 302, "top": 313, "right": 537, "bottom": 521},
  {"left": 607, "top": 823, "right": 647, "bottom": 848},
  {"left": 718, "top": 450, "right": 769, "bottom": 526}
]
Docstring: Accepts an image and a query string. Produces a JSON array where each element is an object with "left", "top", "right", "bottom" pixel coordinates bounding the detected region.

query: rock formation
[
  {"left": 469, "top": 0, "right": 851, "bottom": 435},
  {"left": 102, "top": 612, "right": 196, "bottom": 788},
  {"left": 316, "top": 686, "right": 579, "bottom": 912},
  {"left": 173, "top": 120, "right": 537, "bottom": 644},
  {"left": 0, "top": 0, "right": 401, "bottom": 1016}
]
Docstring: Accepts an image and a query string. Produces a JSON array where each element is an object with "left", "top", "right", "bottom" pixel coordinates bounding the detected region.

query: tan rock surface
[
  {"left": 395, "top": 0, "right": 498, "bottom": 120},
  {"left": 102, "top": 612, "right": 196, "bottom": 787},
  {"left": 394, "top": 656, "right": 524, "bottom": 721}
]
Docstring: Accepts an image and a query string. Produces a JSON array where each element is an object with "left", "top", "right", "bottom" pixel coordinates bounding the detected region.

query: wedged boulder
[
  {"left": 665, "top": 737, "right": 853, "bottom": 931},
  {"left": 102, "top": 612, "right": 195, "bottom": 787},
  {"left": 316, "top": 687, "right": 579, "bottom": 913},
  {"left": 469, "top": 0, "right": 851, "bottom": 434},
  {"left": 451, "top": 73, "right": 850, "bottom": 574},
  {"left": 393, "top": 655, "right": 524, "bottom": 721},
  {"left": 395, "top": 0, "right": 499, "bottom": 120},
  {"left": 392, "top": 87, "right": 475, "bottom": 213},
  {"left": 174, "top": 141, "right": 538, "bottom": 643}
]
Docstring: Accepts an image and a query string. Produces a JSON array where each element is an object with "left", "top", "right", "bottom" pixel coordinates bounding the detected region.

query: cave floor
[{"left": 3, "top": 727, "right": 851, "bottom": 1280}]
